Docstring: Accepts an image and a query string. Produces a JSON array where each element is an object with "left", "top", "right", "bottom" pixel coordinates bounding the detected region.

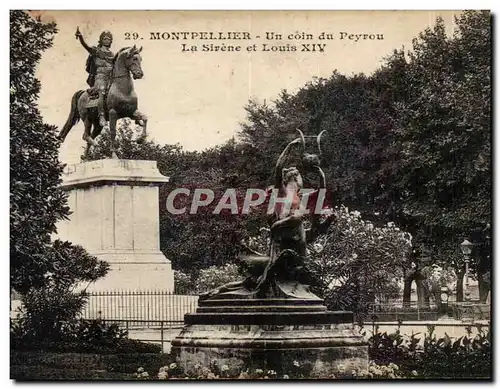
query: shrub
[
  {"left": 367, "top": 324, "right": 491, "bottom": 379},
  {"left": 11, "top": 318, "right": 161, "bottom": 354},
  {"left": 194, "top": 263, "right": 242, "bottom": 293},
  {"left": 174, "top": 270, "right": 195, "bottom": 294},
  {"left": 311, "top": 207, "right": 412, "bottom": 313}
]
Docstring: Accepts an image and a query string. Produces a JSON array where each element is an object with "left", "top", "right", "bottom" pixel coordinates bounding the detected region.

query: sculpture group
[
  {"left": 171, "top": 130, "right": 368, "bottom": 375},
  {"left": 58, "top": 28, "right": 147, "bottom": 159},
  {"left": 57, "top": 26, "right": 333, "bottom": 303},
  {"left": 200, "top": 130, "right": 331, "bottom": 301},
  {"left": 56, "top": 27, "right": 368, "bottom": 376}
]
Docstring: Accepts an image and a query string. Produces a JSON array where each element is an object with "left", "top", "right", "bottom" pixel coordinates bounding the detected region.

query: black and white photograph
[{"left": 9, "top": 9, "right": 492, "bottom": 381}]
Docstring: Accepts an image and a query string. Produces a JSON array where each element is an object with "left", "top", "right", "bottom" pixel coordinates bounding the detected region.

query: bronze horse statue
[{"left": 58, "top": 45, "right": 147, "bottom": 159}]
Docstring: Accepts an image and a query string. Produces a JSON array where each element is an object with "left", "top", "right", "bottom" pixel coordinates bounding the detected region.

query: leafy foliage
[
  {"left": 10, "top": 10, "right": 109, "bottom": 348},
  {"left": 305, "top": 206, "right": 412, "bottom": 314},
  {"left": 11, "top": 317, "right": 161, "bottom": 354},
  {"left": 173, "top": 270, "right": 195, "bottom": 294},
  {"left": 10, "top": 241, "right": 109, "bottom": 343},
  {"left": 367, "top": 324, "right": 491, "bottom": 379},
  {"left": 388, "top": 12, "right": 491, "bottom": 300},
  {"left": 10, "top": 10, "right": 65, "bottom": 293},
  {"left": 194, "top": 263, "right": 242, "bottom": 294}
]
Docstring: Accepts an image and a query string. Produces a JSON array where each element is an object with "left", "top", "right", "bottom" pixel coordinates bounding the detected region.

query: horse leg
[
  {"left": 109, "top": 108, "right": 118, "bottom": 159},
  {"left": 91, "top": 120, "right": 103, "bottom": 140},
  {"left": 132, "top": 110, "right": 148, "bottom": 144},
  {"left": 82, "top": 118, "right": 97, "bottom": 147},
  {"left": 80, "top": 119, "right": 95, "bottom": 160},
  {"left": 82, "top": 142, "right": 92, "bottom": 161}
]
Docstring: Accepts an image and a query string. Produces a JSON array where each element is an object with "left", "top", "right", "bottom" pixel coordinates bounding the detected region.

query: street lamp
[{"left": 460, "top": 239, "right": 474, "bottom": 302}]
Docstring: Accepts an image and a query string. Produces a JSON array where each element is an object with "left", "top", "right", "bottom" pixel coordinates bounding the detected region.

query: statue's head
[
  {"left": 282, "top": 166, "right": 303, "bottom": 189},
  {"left": 99, "top": 31, "right": 113, "bottom": 47}
]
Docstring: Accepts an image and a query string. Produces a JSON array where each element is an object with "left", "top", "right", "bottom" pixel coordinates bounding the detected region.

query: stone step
[
  {"left": 196, "top": 305, "right": 327, "bottom": 313},
  {"left": 184, "top": 311, "right": 353, "bottom": 325},
  {"left": 199, "top": 298, "right": 324, "bottom": 306}
]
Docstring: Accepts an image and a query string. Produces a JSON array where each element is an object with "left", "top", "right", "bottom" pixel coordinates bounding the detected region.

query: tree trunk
[
  {"left": 476, "top": 250, "right": 491, "bottom": 304},
  {"left": 477, "top": 271, "right": 490, "bottom": 303},
  {"left": 415, "top": 278, "right": 429, "bottom": 309},
  {"left": 424, "top": 287, "right": 431, "bottom": 308},
  {"left": 455, "top": 270, "right": 465, "bottom": 302},
  {"left": 402, "top": 276, "right": 413, "bottom": 308}
]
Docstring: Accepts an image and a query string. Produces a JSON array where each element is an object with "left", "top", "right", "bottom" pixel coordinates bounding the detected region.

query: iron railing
[{"left": 82, "top": 290, "right": 198, "bottom": 324}]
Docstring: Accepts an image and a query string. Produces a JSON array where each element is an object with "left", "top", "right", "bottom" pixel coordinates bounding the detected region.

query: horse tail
[{"left": 58, "top": 90, "right": 84, "bottom": 142}]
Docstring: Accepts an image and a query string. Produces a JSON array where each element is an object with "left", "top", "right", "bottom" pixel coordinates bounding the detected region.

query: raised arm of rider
[{"left": 77, "top": 34, "right": 95, "bottom": 55}]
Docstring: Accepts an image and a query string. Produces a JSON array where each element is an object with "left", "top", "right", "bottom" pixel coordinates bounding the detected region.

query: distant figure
[{"left": 75, "top": 27, "right": 115, "bottom": 127}]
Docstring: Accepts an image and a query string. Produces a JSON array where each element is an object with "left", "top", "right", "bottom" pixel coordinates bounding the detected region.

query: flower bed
[
  {"left": 11, "top": 352, "right": 174, "bottom": 381},
  {"left": 11, "top": 325, "right": 491, "bottom": 380}
]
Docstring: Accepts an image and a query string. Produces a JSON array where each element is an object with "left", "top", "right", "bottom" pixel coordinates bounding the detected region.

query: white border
[{"left": 2, "top": 3, "right": 498, "bottom": 389}]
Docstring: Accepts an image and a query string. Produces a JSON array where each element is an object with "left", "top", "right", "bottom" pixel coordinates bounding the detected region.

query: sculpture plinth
[
  {"left": 173, "top": 130, "right": 369, "bottom": 377},
  {"left": 55, "top": 159, "right": 174, "bottom": 291},
  {"left": 172, "top": 295, "right": 368, "bottom": 377}
]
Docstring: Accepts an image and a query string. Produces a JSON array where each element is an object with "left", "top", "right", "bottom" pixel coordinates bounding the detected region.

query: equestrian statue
[{"left": 58, "top": 28, "right": 148, "bottom": 159}]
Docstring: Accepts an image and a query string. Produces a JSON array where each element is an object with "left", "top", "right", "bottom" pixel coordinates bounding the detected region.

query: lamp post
[{"left": 460, "top": 239, "right": 473, "bottom": 302}]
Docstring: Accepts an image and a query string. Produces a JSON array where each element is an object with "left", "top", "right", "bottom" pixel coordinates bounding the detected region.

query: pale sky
[{"left": 33, "top": 10, "right": 460, "bottom": 165}]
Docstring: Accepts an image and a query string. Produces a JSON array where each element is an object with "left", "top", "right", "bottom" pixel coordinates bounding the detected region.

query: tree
[
  {"left": 304, "top": 206, "right": 412, "bottom": 315},
  {"left": 10, "top": 11, "right": 108, "bottom": 335},
  {"left": 238, "top": 12, "right": 491, "bottom": 304},
  {"left": 391, "top": 12, "right": 491, "bottom": 301}
]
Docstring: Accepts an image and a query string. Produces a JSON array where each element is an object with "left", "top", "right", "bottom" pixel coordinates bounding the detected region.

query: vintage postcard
[{"left": 10, "top": 10, "right": 491, "bottom": 380}]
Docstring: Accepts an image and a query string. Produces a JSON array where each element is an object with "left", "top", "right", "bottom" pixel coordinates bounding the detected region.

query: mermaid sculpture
[{"left": 199, "top": 130, "right": 332, "bottom": 300}]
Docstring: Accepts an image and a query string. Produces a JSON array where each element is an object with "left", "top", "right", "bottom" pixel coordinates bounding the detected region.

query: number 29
[{"left": 125, "top": 32, "right": 140, "bottom": 40}]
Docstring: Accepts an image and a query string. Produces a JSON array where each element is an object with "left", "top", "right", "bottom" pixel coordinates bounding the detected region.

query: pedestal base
[
  {"left": 172, "top": 298, "right": 368, "bottom": 377},
  {"left": 84, "top": 249, "right": 173, "bottom": 291},
  {"left": 55, "top": 159, "right": 174, "bottom": 292},
  {"left": 85, "top": 250, "right": 173, "bottom": 291}
]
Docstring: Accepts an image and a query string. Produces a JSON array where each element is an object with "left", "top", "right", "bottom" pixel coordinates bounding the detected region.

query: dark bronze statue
[
  {"left": 58, "top": 28, "right": 147, "bottom": 159},
  {"left": 76, "top": 28, "right": 114, "bottom": 127},
  {"left": 296, "top": 129, "right": 327, "bottom": 170},
  {"left": 199, "top": 130, "right": 332, "bottom": 301}
]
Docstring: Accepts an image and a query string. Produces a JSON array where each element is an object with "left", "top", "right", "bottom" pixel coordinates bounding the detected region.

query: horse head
[{"left": 115, "top": 45, "right": 144, "bottom": 80}]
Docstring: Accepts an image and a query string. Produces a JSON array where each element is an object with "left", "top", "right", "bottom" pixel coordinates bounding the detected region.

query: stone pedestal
[
  {"left": 172, "top": 297, "right": 368, "bottom": 377},
  {"left": 55, "top": 159, "right": 174, "bottom": 291}
]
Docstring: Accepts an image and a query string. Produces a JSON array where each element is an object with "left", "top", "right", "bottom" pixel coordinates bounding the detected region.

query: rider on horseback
[{"left": 75, "top": 27, "right": 114, "bottom": 127}]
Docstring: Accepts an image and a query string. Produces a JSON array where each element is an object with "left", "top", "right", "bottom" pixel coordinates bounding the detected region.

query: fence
[
  {"left": 366, "top": 302, "right": 439, "bottom": 321},
  {"left": 82, "top": 290, "right": 198, "bottom": 326},
  {"left": 450, "top": 302, "right": 490, "bottom": 321},
  {"left": 12, "top": 291, "right": 490, "bottom": 326},
  {"left": 367, "top": 300, "right": 490, "bottom": 322}
]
